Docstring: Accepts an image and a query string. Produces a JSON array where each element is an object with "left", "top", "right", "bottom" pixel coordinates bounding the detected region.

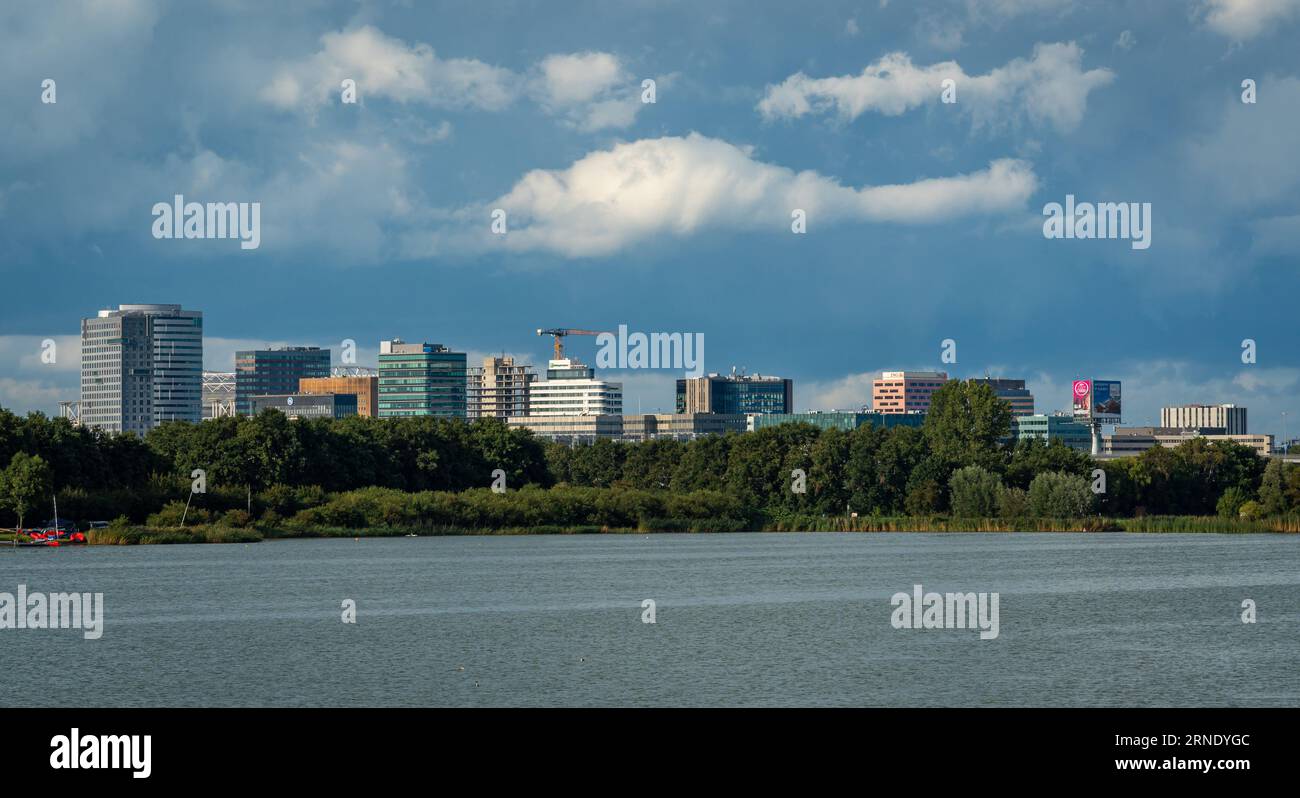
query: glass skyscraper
[
  {"left": 235, "top": 346, "right": 331, "bottom": 416},
  {"left": 377, "top": 339, "right": 467, "bottom": 418}
]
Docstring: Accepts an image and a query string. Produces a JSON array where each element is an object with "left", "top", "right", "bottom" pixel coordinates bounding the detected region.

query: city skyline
[{"left": 1, "top": 1, "right": 1298, "bottom": 439}]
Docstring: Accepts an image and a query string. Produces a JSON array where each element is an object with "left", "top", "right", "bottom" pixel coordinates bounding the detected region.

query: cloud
[
  {"left": 260, "top": 28, "right": 643, "bottom": 131},
  {"left": 757, "top": 42, "right": 1114, "bottom": 134},
  {"left": 534, "top": 52, "right": 646, "bottom": 132},
  {"left": 1201, "top": 0, "right": 1300, "bottom": 41},
  {"left": 801, "top": 372, "right": 878, "bottom": 411},
  {"left": 260, "top": 25, "right": 518, "bottom": 111},
  {"left": 415, "top": 133, "right": 1038, "bottom": 258}
]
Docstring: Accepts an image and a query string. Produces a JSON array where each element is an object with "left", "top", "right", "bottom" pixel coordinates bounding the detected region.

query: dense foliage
[{"left": 1, "top": 379, "right": 1297, "bottom": 532}]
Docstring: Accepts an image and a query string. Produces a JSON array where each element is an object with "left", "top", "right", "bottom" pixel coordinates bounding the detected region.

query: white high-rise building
[
  {"left": 528, "top": 358, "right": 622, "bottom": 416},
  {"left": 81, "top": 304, "right": 203, "bottom": 434}
]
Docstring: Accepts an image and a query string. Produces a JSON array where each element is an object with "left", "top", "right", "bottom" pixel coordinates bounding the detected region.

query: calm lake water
[{"left": 1, "top": 532, "right": 1296, "bottom": 707}]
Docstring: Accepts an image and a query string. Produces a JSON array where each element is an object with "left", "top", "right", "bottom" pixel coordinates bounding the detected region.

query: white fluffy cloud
[
  {"left": 1201, "top": 0, "right": 1300, "bottom": 40},
  {"left": 430, "top": 133, "right": 1038, "bottom": 258},
  {"left": 758, "top": 43, "right": 1114, "bottom": 133},
  {"left": 534, "top": 51, "right": 644, "bottom": 132},
  {"left": 260, "top": 25, "right": 518, "bottom": 111},
  {"left": 260, "top": 27, "right": 643, "bottom": 131}
]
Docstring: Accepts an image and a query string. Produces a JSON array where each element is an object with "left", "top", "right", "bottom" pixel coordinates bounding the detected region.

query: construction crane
[{"left": 536, "top": 328, "right": 609, "bottom": 360}]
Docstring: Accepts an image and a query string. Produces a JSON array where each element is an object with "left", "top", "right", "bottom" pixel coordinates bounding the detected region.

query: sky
[{"left": 1, "top": 0, "right": 1298, "bottom": 439}]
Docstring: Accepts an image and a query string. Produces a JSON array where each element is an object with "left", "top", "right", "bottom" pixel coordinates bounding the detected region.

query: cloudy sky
[{"left": 2, "top": 0, "right": 1298, "bottom": 437}]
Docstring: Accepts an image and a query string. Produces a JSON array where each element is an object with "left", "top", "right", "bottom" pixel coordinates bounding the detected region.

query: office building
[
  {"left": 80, "top": 303, "right": 203, "bottom": 434},
  {"left": 969, "top": 377, "right": 1035, "bottom": 417},
  {"left": 1160, "top": 404, "right": 1247, "bottom": 435},
  {"left": 1103, "top": 427, "right": 1273, "bottom": 458},
  {"left": 623, "top": 413, "right": 747, "bottom": 441},
  {"left": 202, "top": 371, "right": 236, "bottom": 419},
  {"left": 235, "top": 346, "right": 330, "bottom": 415},
  {"left": 529, "top": 358, "right": 622, "bottom": 416},
  {"left": 748, "top": 411, "right": 928, "bottom": 433},
  {"left": 676, "top": 371, "right": 793, "bottom": 415},
  {"left": 507, "top": 414, "right": 623, "bottom": 444},
  {"left": 377, "top": 339, "right": 467, "bottom": 418},
  {"left": 1012, "top": 414, "right": 1094, "bottom": 452},
  {"left": 467, "top": 356, "right": 536, "bottom": 419},
  {"left": 249, "top": 393, "right": 358, "bottom": 420},
  {"left": 300, "top": 375, "right": 379, "bottom": 417},
  {"left": 872, "top": 371, "right": 950, "bottom": 414}
]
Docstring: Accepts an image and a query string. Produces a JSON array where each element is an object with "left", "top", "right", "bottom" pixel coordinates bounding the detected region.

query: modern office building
[
  {"left": 507, "top": 414, "right": 623, "bottom": 444},
  {"left": 249, "top": 393, "right": 358, "bottom": 420},
  {"left": 202, "top": 371, "right": 236, "bottom": 419},
  {"left": 676, "top": 371, "right": 793, "bottom": 415},
  {"left": 969, "top": 377, "right": 1035, "bottom": 417},
  {"left": 376, "top": 339, "right": 467, "bottom": 418},
  {"left": 235, "top": 346, "right": 330, "bottom": 416},
  {"left": 872, "top": 371, "right": 950, "bottom": 414},
  {"left": 300, "top": 375, "right": 378, "bottom": 417},
  {"left": 467, "top": 356, "right": 536, "bottom": 419},
  {"left": 1103, "top": 427, "right": 1273, "bottom": 457},
  {"left": 1160, "top": 404, "right": 1247, "bottom": 435},
  {"left": 623, "top": 413, "right": 747, "bottom": 440},
  {"left": 80, "top": 303, "right": 203, "bottom": 434},
  {"left": 748, "top": 411, "right": 928, "bottom": 433},
  {"left": 1011, "top": 414, "right": 1094, "bottom": 452},
  {"left": 529, "top": 358, "right": 622, "bottom": 416}
]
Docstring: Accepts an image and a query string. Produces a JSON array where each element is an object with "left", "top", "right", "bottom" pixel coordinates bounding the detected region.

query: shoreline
[{"left": 1, "top": 516, "right": 1289, "bottom": 545}]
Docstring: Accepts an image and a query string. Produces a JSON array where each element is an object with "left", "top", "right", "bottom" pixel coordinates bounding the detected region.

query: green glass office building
[{"left": 377, "top": 339, "right": 467, "bottom": 418}]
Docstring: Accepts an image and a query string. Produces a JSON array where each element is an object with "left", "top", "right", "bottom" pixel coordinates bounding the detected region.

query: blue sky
[{"left": 1, "top": 0, "right": 1298, "bottom": 438}]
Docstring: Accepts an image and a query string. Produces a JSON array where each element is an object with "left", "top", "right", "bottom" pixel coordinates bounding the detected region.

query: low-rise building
[
  {"left": 623, "top": 413, "right": 747, "bottom": 440},
  {"left": 1012, "top": 414, "right": 1093, "bottom": 452},
  {"left": 300, "top": 375, "right": 379, "bottom": 417},
  {"left": 249, "top": 393, "right": 358, "bottom": 420},
  {"left": 507, "top": 414, "right": 623, "bottom": 444},
  {"left": 748, "top": 411, "right": 927, "bottom": 433}
]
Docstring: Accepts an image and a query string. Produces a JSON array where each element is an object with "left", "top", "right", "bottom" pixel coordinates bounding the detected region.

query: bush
[
  {"left": 1027, "top": 471, "right": 1096, "bottom": 517},
  {"left": 217, "top": 509, "right": 253, "bottom": 528},
  {"left": 998, "top": 486, "right": 1029, "bottom": 519},
  {"left": 1216, "top": 486, "right": 1250, "bottom": 519},
  {"left": 1238, "top": 500, "right": 1263, "bottom": 520},
  {"left": 948, "top": 465, "right": 1003, "bottom": 518},
  {"left": 146, "top": 500, "right": 211, "bottom": 527}
]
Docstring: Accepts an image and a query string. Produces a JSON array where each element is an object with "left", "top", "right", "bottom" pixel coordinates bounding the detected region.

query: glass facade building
[
  {"left": 80, "top": 304, "right": 203, "bottom": 434},
  {"left": 1011, "top": 414, "right": 1093, "bottom": 452},
  {"left": 249, "top": 392, "right": 358, "bottom": 420},
  {"left": 676, "top": 373, "right": 793, "bottom": 415},
  {"left": 377, "top": 340, "right": 467, "bottom": 418},
  {"left": 235, "top": 346, "right": 331, "bottom": 415}
]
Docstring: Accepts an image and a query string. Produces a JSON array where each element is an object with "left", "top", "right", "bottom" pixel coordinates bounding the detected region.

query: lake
[{"left": 1, "top": 532, "right": 1296, "bottom": 707}]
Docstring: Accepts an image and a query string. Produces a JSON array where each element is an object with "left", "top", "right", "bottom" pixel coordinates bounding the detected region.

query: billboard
[{"left": 1073, "top": 379, "right": 1121, "bottom": 422}]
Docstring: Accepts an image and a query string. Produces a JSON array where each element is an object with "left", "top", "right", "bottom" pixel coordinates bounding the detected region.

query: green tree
[
  {"left": 922, "top": 380, "right": 1012, "bottom": 472},
  {"left": 0, "top": 452, "right": 54, "bottom": 528},
  {"left": 949, "top": 465, "right": 1003, "bottom": 518},
  {"left": 1027, "top": 471, "right": 1095, "bottom": 518},
  {"left": 1258, "top": 458, "right": 1289, "bottom": 516}
]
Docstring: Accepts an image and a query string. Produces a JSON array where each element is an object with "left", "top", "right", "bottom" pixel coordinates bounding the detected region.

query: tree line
[{"left": 1, "top": 379, "right": 1298, "bottom": 530}]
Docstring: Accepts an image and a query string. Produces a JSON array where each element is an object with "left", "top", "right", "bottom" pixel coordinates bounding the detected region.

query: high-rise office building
[
  {"left": 467, "top": 356, "right": 536, "bottom": 419},
  {"left": 300, "top": 375, "right": 378, "bottom": 417},
  {"left": 235, "top": 346, "right": 331, "bottom": 415},
  {"left": 1160, "top": 404, "right": 1247, "bottom": 435},
  {"left": 80, "top": 303, "right": 203, "bottom": 434},
  {"left": 675, "top": 371, "right": 793, "bottom": 415},
  {"left": 377, "top": 339, "right": 467, "bottom": 418},
  {"left": 969, "top": 377, "right": 1035, "bottom": 417},
  {"left": 872, "top": 371, "right": 950, "bottom": 414},
  {"left": 529, "top": 358, "right": 622, "bottom": 416}
]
